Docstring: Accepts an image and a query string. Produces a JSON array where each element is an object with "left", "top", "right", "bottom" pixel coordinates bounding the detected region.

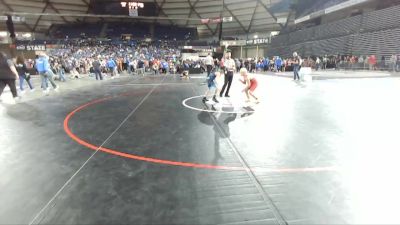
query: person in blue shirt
[
  {"left": 107, "top": 58, "right": 117, "bottom": 78},
  {"left": 256, "top": 61, "right": 263, "bottom": 72},
  {"left": 202, "top": 70, "right": 221, "bottom": 103},
  {"left": 275, "top": 56, "right": 283, "bottom": 72},
  {"left": 263, "top": 58, "right": 269, "bottom": 72},
  {"left": 35, "top": 53, "right": 58, "bottom": 94},
  {"left": 161, "top": 60, "right": 169, "bottom": 74}
]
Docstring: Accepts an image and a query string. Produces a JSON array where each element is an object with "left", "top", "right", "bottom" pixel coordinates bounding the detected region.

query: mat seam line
[{"left": 189, "top": 85, "right": 288, "bottom": 225}]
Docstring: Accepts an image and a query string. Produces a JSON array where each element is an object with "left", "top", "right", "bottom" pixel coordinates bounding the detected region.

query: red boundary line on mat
[{"left": 63, "top": 93, "right": 338, "bottom": 173}]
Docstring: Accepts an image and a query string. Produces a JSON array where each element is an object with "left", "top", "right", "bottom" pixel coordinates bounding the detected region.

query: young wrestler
[
  {"left": 202, "top": 71, "right": 221, "bottom": 103},
  {"left": 239, "top": 68, "right": 259, "bottom": 103}
]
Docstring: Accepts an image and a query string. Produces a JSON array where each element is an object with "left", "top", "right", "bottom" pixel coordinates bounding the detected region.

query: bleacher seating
[
  {"left": 50, "top": 22, "right": 198, "bottom": 40},
  {"left": 361, "top": 5, "right": 400, "bottom": 31},
  {"left": 268, "top": 4, "right": 400, "bottom": 58},
  {"left": 105, "top": 23, "right": 150, "bottom": 39},
  {"left": 297, "top": 0, "right": 348, "bottom": 18},
  {"left": 154, "top": 25, "right": 197, "bottom": 40},
  {"left": 51, "top": 24, "right": 102, "bottom": 38}
]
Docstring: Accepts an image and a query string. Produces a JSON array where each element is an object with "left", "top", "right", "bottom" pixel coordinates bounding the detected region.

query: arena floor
[{"left": 1, "top": 72, "right": 400, "bottom": 224}]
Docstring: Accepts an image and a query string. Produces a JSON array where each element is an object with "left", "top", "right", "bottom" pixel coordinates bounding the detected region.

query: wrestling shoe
[{"left": 212, "top": 96, "right": 219, "bottom": 103}]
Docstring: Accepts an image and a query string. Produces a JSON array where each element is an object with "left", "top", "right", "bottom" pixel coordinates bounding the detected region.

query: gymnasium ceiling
[{"left": 0, "top": 0, "right": 292, "bottom": 37}]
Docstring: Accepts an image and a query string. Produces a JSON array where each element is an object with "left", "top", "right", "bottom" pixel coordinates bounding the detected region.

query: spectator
[
  {"left": 235, "top": 58, "right": 241, "bottom": 73},
  {"left": 358, "top": 56, "right": 364, "bottom": 70},
  {"left": 107, "top": 58, "right": 117, "bottom": 78},
  {"left": 275, "top": 57, "right": 283, "bottom": 72},
  {"left": 92, "top": 56, "right": 103, "bottom": 80},
  {"left": 322, "top": 56, "right": 328, "bottom": 70},
  {"left": 380, "top": 56, "right": 386, "bottom": 71},
  {"left": 390, "top": 54, "right": 397, "bottom": 72},
  {"left": 315, "top": 57, "right": 321, "bottom": 71},
  {"left": 0, "top": 52, "right": 19, "bottom": 102},
  {"left": 263, "top": 58, "right": 269, "bottom": 72},
  {"left": 293, "top": 52, "right": 301, "bottom": 81},
  {"left": 36, "top": 53, "right": 59, "bottom": 95},
  {"left": 137, "top": 59, "right": 145, "bottom": 76},
  {"left": 368, "top": 55, "right": 377, "bottom": 70},
  {"left": 15, "top": 55, "right": 35, "bottom": 93}
]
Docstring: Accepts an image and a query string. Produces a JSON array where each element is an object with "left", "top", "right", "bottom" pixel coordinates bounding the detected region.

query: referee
[{"left": 220, "top": 51, "right": 235, "bottom": 98}]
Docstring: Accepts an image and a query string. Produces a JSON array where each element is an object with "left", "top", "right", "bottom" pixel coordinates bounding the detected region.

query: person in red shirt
[{"left": 369, "top": 55, "right": 377, "bottom": 70}]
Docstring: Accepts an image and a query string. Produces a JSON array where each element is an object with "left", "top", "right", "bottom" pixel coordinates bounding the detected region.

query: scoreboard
[{"left": 90, "top": 0, "right": 157, "bottom": 17}]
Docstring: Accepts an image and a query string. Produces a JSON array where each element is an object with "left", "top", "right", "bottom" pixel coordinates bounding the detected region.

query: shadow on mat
[{"left": 197, "top": 105, "right": 238, "bottom": 165}]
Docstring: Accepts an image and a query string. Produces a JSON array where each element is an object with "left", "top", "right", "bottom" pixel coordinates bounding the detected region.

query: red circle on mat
[
  {"left": 63, "top": 93, "right": 337, "bottom": 173},
  {"left": 63, "top": 93, "right": 242, "bottom": 170}
]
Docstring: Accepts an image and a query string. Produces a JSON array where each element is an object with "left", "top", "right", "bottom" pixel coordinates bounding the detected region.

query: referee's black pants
[{"left": 220, "top": 71, "right": 233, "bottom": 97}]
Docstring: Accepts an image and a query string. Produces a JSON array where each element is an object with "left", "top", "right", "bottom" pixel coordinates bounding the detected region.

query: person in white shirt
[
  {"left": 205, "top": 53, "right": 214, "bottom": 77},
  {"left": 220, "top": 51, "right": 235, "bottom": 98},
  {"left": 315, "top": 57, "right": 321, "bottom": 71}
]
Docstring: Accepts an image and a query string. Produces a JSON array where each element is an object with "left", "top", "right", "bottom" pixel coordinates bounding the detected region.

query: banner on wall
[
  {"left": 220, "top": 38, "right": 269, "bottom": 47},
  {"left": 246, "top": 38, "right": 269, "bottom": 45},
  {"left": 14, "top": 44, "right": 46, "bottom": 51}
]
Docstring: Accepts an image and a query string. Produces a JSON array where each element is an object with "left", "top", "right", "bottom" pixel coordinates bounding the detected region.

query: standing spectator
[
  {"left": 350, "top": 56, "right": 357, "bottom": 70},
  {"left": 390, "top": 54, "right": 397, "bottom": 72},
  {"left": 315, "top": 57, "right": 321, "bottom": 71},
  {"left": 293, "top": 52, "right": 301, "bottom": 81},
  {"left": 380, "top": 56, "right": 386, "bottom": 71},
  {"left": 92, "top": 56, "right": 103, "bottom": 80},
  {"left": 368, "top": 55, "right": 377, "bottom": 70},
  {"left": 0, "top": 52, "right": 19, "bottom": 102},
  {"left": 117, "top": 58, "right": 123, "bottom": 73},
  {"left": 126, "top": 57, "right": 132, "bottom": 74},
  {"left": 220, "top": 52, "right": 235, "bottom": 98},
  {"left": 322, "top": 55, "right": 328, "bottom": 70},
  {"left": 358, "top": 56, "right": 364, "bottom": 70},
  {"left": 275, "top": 57, "right": 283, "bottom": 72},
  {"left": 15, "top": 55, "right": 34, "bottom": 93},
  {"left": 282, "top": 58, "right": 287, "bottom": 72},
  {"left": 244, "top": 59, "right": 249, "bottom": 72},
  {"left": 205, "top": 53, "right": 213, "bottom": 77},
  {"left": 107, "top": 58, "right": 117, "bottom": 78},
  {"left": 250, "top": 59, "right": 256, "bottom": 73},
  {"left": 137, "top": 58, "right": 145, "bottom": 76},
  {"left": 263, "top": 58, "right": 269, "bottom": 72},
  {"left": 235, "top": 58, "right": 241, "bottom": 73},
  {"left": 396, "top": 54, "right": 400, "bottom": 72},
  {"left": 36, "top": 53, "right": 58, "bottom": 94},
  {"left": 269, "top": 57, "right": 275, "bottom": 71}
]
